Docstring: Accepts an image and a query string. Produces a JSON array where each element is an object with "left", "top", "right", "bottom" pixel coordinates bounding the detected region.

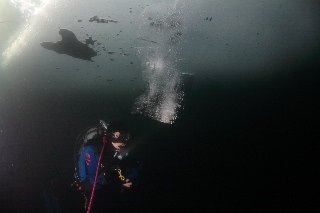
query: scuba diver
[{"left": 73, "top": 120, "right": 142, "bottom": 212}]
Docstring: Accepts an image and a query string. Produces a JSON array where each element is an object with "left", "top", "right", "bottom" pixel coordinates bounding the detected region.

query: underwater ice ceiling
[{"left": 1, "top": 0, "right": 319, "bottom": 124}]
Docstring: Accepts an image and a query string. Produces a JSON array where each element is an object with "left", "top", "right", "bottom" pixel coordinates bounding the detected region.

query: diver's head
[
  {"left": 107, "top": 122, "right": 130, "bottom": 149},
  {"left": 110, "top": 131, "right": 130, "bottom": 150}
]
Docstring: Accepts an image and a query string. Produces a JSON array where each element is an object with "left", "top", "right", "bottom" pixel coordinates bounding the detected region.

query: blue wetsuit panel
[{"left": 78, "top": 145, "right": 104, "bottom": 185}]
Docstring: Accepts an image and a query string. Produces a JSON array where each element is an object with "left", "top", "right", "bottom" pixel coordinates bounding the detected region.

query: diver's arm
[{"left": 78, "top": 147, "right": 88, "bottom": 182}]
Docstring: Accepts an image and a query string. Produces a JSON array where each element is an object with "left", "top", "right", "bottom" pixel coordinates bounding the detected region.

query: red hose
[{"left": 86, "top": 136, "right": 107, "bottom": 213}]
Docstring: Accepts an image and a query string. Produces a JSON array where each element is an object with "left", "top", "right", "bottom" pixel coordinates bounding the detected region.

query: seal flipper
[{"left": 40, "top": 42, "right": 56, "bottom": 50}]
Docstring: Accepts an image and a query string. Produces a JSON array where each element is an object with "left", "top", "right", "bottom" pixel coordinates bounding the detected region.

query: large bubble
[{"left": 132, "top": 1, "right": 189, "bottom": 124}]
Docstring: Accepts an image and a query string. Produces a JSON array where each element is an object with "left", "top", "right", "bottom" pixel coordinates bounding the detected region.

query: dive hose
[{"left": 86, "top": 135, "right": 106, "bottom": 213}]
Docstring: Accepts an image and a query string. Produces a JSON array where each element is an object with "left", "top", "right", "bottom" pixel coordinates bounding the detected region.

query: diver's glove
[
  {"left": 122, "top": 179, "right": 132, "bottom": 188},
  {"left": 120, "top": 179, "right": 133, "bottom": 194}
]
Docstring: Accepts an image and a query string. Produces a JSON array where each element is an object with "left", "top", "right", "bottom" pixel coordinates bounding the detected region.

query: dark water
[{"left": 0, "top": 55, "right": 319, "bottom": 212}]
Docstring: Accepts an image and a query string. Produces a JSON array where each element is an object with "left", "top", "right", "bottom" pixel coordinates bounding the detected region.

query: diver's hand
[{"left": 122, "top": 179, "right": 132, "bottom": 188}]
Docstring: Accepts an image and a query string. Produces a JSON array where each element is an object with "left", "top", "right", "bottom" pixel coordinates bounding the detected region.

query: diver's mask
[{"left": 111, "top": 131, "right": 130, "bottom": 143}]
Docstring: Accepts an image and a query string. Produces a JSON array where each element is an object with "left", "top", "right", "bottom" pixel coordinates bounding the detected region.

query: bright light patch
[{"left": 2, "top": 0, "right": 51, "bottom": 67}]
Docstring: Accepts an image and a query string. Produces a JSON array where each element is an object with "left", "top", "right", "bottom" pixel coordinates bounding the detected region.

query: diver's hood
[{"left": 109, "top": 132, "right": 130, "bottom": 144}]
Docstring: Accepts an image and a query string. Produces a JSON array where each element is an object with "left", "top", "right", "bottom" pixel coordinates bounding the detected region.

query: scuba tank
[{"left": 72, "top": 120, "right": 108, "bottom": 190}]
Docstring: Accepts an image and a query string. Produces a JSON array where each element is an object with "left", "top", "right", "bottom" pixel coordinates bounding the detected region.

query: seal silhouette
[{"left": 40, "top": 29, "right": 97, "bottom": 61}]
